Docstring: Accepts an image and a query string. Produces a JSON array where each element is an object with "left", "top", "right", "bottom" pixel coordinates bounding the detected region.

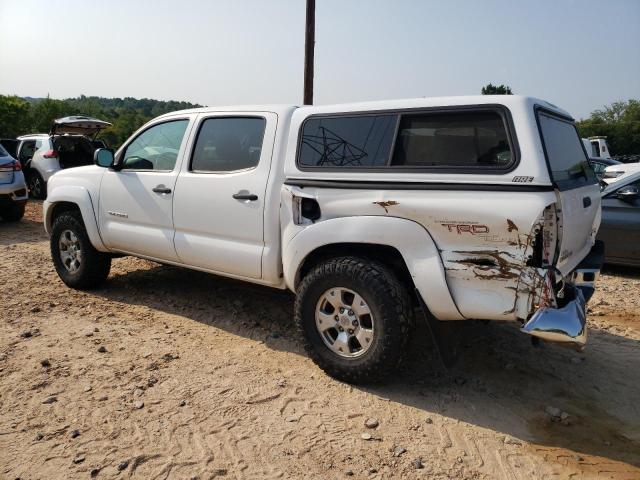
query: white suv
[
  {"left": 17, "top": 116, "right": 110, "bottom": 199},
  {"left": 43, "top": 96, "right": 603, "bottom": 383}
]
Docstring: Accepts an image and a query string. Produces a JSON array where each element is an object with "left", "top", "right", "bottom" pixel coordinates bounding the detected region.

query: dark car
[
  {"left": 0, "top": 139, "right": 19, "bottom": 160},
  {"left": 598, "top": 171, "right": 640, "bottom": 266},
  {"left": 589, "top": 157, "right": 621, "bottom": 180}
]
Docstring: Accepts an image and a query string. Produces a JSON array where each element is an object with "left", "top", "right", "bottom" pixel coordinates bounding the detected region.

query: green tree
[
  {"left": 481, "top": 83, "right": 513, "bottom": 95},
  {"left": 0, "top": 95, "right": 32, "bottom": 138},
  {"left": 577, "top": 99, "right": 640, "bottom": 156},
  {"left": 28, "top": 95, "right": 70, "bottom": 133}
]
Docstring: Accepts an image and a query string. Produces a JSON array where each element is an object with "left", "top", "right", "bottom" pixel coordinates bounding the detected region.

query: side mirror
[
  {"left": 94, "top": 148, "right": 114, "bottom": 168},
  {"left": 616, "top": 185, "right": 639, "bottom": 203}
]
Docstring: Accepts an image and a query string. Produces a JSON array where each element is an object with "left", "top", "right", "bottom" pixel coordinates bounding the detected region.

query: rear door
[
  {"left": 537, "top": 110, "right": 601, "bottom": 275},
  {"left": 172, "top": 113, "right": 277, "bottom": 279}
]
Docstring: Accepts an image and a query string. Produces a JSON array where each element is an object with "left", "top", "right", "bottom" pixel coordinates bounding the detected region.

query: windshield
[{"left": 538, "top": 111, "right": 597, "bottom": 190}]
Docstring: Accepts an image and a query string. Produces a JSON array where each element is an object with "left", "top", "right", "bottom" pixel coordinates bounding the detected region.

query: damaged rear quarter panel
[{"left": 287, "top": 186, "right": 557, "bottom": 321}]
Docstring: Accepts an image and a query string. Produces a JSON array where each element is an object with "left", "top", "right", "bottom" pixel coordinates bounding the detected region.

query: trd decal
[{"left": 441, "top": 223, "right": 490, "bottom": 235}]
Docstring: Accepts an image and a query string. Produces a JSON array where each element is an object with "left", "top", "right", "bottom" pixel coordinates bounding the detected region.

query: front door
[
  {"left": 98, "top": 118, "right": 192, "bottom": 261},
  {"left": 172, "top": 113, "right": 277, "bottom": 279}
]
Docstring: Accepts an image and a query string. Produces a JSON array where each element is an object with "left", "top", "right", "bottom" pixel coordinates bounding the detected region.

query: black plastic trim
[{"left": 284, "top": 178, "right": 554, "bottom": 192}]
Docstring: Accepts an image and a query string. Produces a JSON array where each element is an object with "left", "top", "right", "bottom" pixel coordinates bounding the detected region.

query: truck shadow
[{"left": 96, "top": 260, "right": 640, "bottom": 470}]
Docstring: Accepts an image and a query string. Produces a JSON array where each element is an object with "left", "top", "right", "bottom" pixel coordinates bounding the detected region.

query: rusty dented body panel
[{"left": 283, "top": 185, "right": 557, "bottom": 321}]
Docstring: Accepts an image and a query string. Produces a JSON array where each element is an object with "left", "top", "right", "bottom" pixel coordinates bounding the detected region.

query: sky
[{"left": 0, "top": 0, "right": 639, "bottom": 119}]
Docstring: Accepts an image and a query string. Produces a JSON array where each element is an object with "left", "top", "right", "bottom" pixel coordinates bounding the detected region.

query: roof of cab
[{"left": 155, "top": 95, "right": 573, "bottom": 121}]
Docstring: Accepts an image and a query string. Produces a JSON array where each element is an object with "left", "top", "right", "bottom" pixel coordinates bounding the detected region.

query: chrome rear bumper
[
  {"left": 521, "top": 241, "right": 604, "bottom": 348},
  {"left": 521, "top": 287, "right": 587, "bottom": 346}
]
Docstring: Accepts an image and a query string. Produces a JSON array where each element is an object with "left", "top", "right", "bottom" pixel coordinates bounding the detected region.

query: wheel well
[
  {"left": 49, "top": 202, "right": 81, "bottom": 228},
  {"left": 297, "top": 243, "right": 416, "bottom": 299}
]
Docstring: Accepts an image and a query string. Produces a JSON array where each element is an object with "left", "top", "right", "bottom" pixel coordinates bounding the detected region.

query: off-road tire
[
  {"left": 50, "top": 211, "right": 111, "bottom": 289},
  {"left": 27, "top": 170, "right": 46, "bottom": 199},
  {"left": 0, "top": 203, "right": 25, "bottom": 222},
  {"left": 295, "top": 256, "right": 414, "bottom": 384}
]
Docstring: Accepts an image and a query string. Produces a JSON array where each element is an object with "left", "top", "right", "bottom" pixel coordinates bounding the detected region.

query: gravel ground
[{"left": 1, "top": 201, "right": 639, "bottom": 480}]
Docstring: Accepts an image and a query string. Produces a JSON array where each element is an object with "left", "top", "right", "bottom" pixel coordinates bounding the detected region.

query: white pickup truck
[{"left": 44, "top": 96, "right": 604, "bottom": 383}]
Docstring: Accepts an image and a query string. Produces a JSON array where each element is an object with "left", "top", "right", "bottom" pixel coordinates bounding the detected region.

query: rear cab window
[
  {"left": 297, "top": 107, "right": 516, "bottom": 172},
  {"left": 537, "top": 109, "right": 597, "bottom": 190}
]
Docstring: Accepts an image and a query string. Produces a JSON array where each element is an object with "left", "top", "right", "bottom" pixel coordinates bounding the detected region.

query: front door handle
[
  {"left": 152, "top": 186, "right": 172, "bottom": 194},
  {"left": 232, "top": 192, "right": 258, "bottom": 201}
]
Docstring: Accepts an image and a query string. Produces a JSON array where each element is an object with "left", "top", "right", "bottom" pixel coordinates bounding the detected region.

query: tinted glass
[
  {"left": 392, "top": 111, "right": 512, "bottom": 168},
  {"left": 0, "top": 144, "right": 9, "bottom": 157},
  {"left": 191, "top": 117, "right": 266, "bottom": 172},
  {"left": 299, "top": 115, "right": 396, "bottom": 167},
  {"left": 538, "top": 112, "right": 597, "bottom": 189},
  {"left": 19, "top": 140, "right": 37, "bottom": 162},
  {"left": 591, "top": 161, "right": 605, "bottom": 174},
  {"left": 122, "top": 120, "right": 188, "bottom": 171}
]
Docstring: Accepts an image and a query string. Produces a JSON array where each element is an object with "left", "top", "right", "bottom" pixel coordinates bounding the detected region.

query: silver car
[
  {"left": 0, "top": 144, "right": 28, "bottom": 222},
  {"left": 598, "top": 171, "right": 640, "bottom": 266}
]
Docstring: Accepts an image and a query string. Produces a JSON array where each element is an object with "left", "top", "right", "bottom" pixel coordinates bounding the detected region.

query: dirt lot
[{"left": 1, "top": 201, "right": 639, "bottom": 480}]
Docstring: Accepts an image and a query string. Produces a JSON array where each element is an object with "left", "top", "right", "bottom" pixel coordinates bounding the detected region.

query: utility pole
[{"left": 303, "top": 0, "right": 315, "bottom": 105}]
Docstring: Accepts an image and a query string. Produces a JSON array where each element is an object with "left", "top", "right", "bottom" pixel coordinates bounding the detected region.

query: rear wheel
[
  {"left": 50, "top": 211, "right": 111, "bottom": 289},
  {"left": 295, "top": 256, "right": 414, "bottom": 383},
  {"left": 0, "top": 203, "right": 25, "bottom": 222},
  {"left": 27, "top": 170, "right": 46, "bottom": 199}
]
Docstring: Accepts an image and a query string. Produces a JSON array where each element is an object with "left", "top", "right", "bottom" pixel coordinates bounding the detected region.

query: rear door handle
[
  {"left": 232, "top": 192, "right": 258, "bottom": 201},
  {"left": 152, "top": 186, "right": 172, "bottom": 194},
  {"left": 583, "top": 196, "right": 592, "bottom": 208}
]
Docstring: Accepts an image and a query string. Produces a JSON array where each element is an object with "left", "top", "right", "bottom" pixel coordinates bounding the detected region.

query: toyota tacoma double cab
[{"left": 43, "top": 96, "right": 603, "bottom": 383}]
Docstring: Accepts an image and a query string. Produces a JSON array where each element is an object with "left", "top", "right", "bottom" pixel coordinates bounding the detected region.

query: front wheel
[
  {"left": 50, "top": 211, "right": 111, "bottom": 289},
  {"left": 295, "top": 256, "right": 414, "bottom": 383}
]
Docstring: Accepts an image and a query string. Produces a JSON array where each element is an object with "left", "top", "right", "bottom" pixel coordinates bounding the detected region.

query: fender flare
[
  {"left": 283, "top": 216, "right": 464, "bottom": 321},
  {"left": 43, "top": 185, "right": 109, "bottom": 252}
]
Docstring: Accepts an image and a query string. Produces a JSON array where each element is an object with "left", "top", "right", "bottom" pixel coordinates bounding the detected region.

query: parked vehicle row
[
  {"left": 42, "top": 95, "right": 604, "bottom": 382},
  {"left": 14, "top": 116, "right": 110, "bottom": 199}
]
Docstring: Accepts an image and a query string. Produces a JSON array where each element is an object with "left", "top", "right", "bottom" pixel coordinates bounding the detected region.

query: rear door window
[
  {"left": 190, "top": 117, "right": 266, "bottom": 172},
  {"left": 538, "top": 111, "right": 597, "bottom": 190}
]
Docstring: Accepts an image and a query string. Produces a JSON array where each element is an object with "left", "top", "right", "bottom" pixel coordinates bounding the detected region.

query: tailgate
[{"left": 537, "top": 109, "right": 601, "bottom": 275}]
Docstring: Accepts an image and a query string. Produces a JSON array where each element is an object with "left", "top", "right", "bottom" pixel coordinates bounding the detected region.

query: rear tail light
[
  {"left": 43, "top": 149, "right": 58, "bottom": 159},
  {"left": 0, "top": 159, "right": 21, "bottom": 171}
]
